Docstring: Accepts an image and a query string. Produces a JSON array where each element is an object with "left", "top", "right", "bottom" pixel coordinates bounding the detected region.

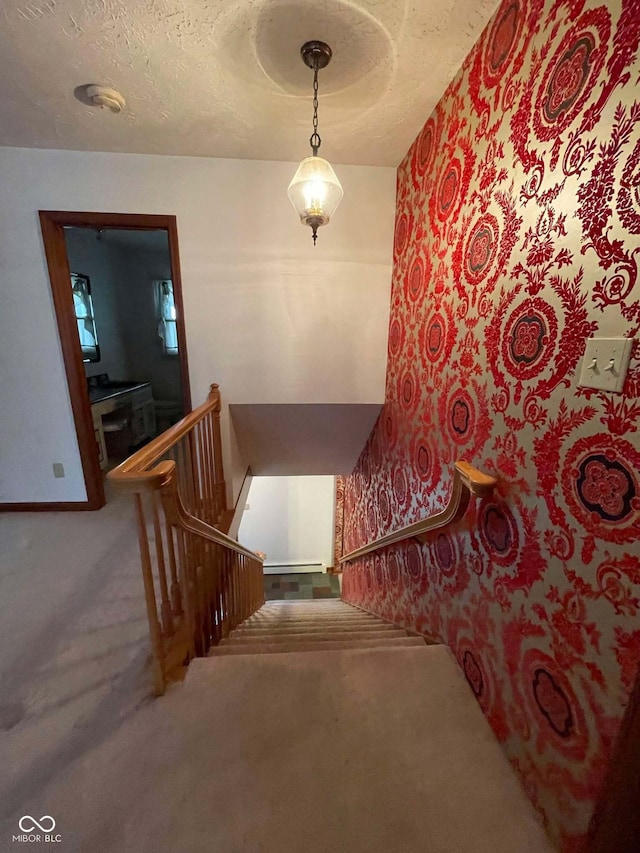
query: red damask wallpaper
[{"left": 341, "top": 0, "right": 640, "bottom": 848}]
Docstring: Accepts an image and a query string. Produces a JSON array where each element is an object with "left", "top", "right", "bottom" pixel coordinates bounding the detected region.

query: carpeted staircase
[
  {"left": 28, "top": 599, "right": 554, "bottom": 851},
  {"left": 211, "top": 599, "right": 424, "bottom": 656}
]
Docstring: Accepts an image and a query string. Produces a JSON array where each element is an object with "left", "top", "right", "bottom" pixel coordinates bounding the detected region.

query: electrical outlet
[
  {"left": 578, "top": 338, "right": 633, "bottom": 393},
  {"left": 52, "top": 462, "right": 65, "bottom": 478}
]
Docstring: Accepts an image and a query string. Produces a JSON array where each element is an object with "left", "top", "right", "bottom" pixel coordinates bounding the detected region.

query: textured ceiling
[{"left": 0, "top": 0, "right": 499, "bottom": 167}]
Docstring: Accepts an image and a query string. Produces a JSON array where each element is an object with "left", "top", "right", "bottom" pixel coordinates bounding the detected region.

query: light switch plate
[{"left": 578, "top": 337, "right": 633, "bottom": 393}]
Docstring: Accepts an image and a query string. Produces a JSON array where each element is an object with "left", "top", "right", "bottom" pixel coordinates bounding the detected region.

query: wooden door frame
[{"left": 38, "top": 211, "right": 192, "bottom": 511}]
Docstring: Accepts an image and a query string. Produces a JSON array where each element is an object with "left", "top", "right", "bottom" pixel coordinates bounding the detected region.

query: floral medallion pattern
[
  {"left": 341, "top": 0, "right": 640, "bottom": 848},
  {"left": 533, "top": 10, "right": 610, "bottom": 142},
  {"left": 502, "top": 298, "right": 558, "bottom": 381},
  {"left": 464, "top": 214, "right": 499, "bottom": 286}
]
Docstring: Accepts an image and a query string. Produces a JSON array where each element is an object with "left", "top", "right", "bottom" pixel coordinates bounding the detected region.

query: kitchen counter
[{"left": 88, "top": 381, "right": 151, "bottom": 404}]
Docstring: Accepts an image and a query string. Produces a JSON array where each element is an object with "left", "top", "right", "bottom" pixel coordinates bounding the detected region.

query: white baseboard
[{"left": 263, "top": 562, "right": 326, "bottom": 575}]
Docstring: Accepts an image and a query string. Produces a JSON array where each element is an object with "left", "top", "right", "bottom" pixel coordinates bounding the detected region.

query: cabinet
[
  {"left": 130, "top": 386, "right": 156, "bottom": 445},
  {"left": 91, "top": 383, "right": 155, "bottom": 469}
]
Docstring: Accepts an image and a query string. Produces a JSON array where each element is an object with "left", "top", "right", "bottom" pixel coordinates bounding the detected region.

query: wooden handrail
[
  {"left": 341, "top": 461, "right": 497, "bottom": 564},
  {"left": 110, "top": 383, "right": 222, "bottom": 477},
  {"left": 107, "top": 383, "right": 265, "bottom": 695},
  {"left": 159, "top": 461, "right": 263, "bottom": 563}
]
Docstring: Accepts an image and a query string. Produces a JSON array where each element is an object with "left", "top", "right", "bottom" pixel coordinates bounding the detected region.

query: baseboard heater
[{"left": 263, "top": 562, "right": 326, "bottom": 575}]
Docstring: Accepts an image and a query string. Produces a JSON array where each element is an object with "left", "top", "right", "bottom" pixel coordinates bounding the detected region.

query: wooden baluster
[
  {"left": 187, "top": 427, "right": 199, "bottom": 516},
  {"left": 175, "top": 526, "right": 196, "bottom": 660},
  {"left": 253, "top": 560, "right": 259, "bottom": 612},
  {"left": 134, "top": 492, "right": 166, "bottom": 695},
  {"left": 203, "top": 539, "right": 214, "bottom": 650},
  {"left": 205, "top": 412, "right": 217, "bottom": 523},
  {"left": 213, "top": 544, "right": 222, "bottom": 644},
  {"left": 233, "top": 554, "right": 242, "bottom": 627},
  {"left": 238, "top": 555, "right": 244, "bottom": 622},
  {"left": 177, "top": 438, "right": 199, "bottom": 591},
  {"left": 229, "top": 551, "right": 237, "bottom": 630},
  {"left": 220, "top": 551, "right": 231, "bottom": 637},
  {"left": 209, "top": 384, "right": 227, "bottom": 522},
  {"left": 174, "top": 438, "right": 185, "bottom": 511},
  {"left": 208, "top": 411, "right": 219, "bottom": 524},
  {"left": 189, "top": 531, "right": 205, "bottom": 655},
  {"left": 175, "top": 439, "right": 187, "bottom": 511},
  {"left": 195, "top": 422, "right": 207, "bottom": 520},
  {"left": 244, "top": 559, "right": 249, "bottom": 618},
  {"left": 226, "top": 549, "right": 234, "bottom": 634},
  {"left": 201, "top": 412, "right": 215, "bottom": 525},
  {"left": 207, "top": 542, "right": 215, "bottom": 645},
  {"left": 253, "top": 560, "right": 258, "bottom": 612},
  {"left": 195, "top": 546, "right": 205, "bottom": 652},
  {"left": 219, "top": 545, "right": 226, "bottom": 640},
  {"left": 185, "top": 433, "right": 198, "bottom": 517},
  {"left": 192, "top": 435, "right": 210, "bottom": 580},
  {"left": 187, "top": 530, "right": 202, "bottom": 655},
  {"left": 243, "top": 557, "right": 249, "bottom": 620},
  {"left": 164, "top": 518, "right": 182, "bottom": 617},
  {"left": 151, "top": 491, "right": 174, "bottom": 637},
  {"left": 200, "top": 538, "right": 210, "bottom": 650},
  {"left": 200, "top": 421, "right": 210, "bottom": 523},
  {"left": 200, "top": 540, "right": 208, "bottom": 650}
]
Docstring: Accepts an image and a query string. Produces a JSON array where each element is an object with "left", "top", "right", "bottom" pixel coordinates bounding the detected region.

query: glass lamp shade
[{"left": 287, "top": 156, "right": 344, "bottom": 243}]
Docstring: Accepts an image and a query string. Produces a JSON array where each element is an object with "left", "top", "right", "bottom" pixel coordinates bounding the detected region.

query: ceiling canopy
[{"left": 0, "top": 0, "right": 499, "bottom": 166}]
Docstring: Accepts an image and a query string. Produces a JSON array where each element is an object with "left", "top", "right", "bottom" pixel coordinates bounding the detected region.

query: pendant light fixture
[{"left": 287, "top": 41, "right": 344, "bottom": 245}]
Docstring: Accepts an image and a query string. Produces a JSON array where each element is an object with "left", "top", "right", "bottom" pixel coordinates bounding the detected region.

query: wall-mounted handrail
[
  {"left": 341, "top": 461, "right": 497, "bottom": 564},
  {"left": 108, "top": 384, "right": 264, "bottom": 695}
]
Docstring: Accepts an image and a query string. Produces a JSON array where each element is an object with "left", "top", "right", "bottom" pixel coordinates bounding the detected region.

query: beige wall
[
  {"left": 0, "top": 147, "right": 395, "bottom": 504},
  {"left": 238, "top": 476, "right": 336, "bottom": 568}
]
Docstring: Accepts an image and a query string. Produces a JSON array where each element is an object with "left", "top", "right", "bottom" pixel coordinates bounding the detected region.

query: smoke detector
[{"left": 75, "top": 84, "right": 126, "bottom": 113}]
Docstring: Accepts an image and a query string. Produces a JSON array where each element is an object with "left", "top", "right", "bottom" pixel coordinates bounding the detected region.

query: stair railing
[
  {"left": 108, "top": 384, "right": 264, "bottom": 695},
  {"left": 341, "top": 461, "right": 497, "bottom": 563}
]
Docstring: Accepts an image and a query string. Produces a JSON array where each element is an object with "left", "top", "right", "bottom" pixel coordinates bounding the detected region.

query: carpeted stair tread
[
  {"left": 223, "top": 629, "right": 410, "bottom": 644},
  {"left": 214, "top": 600, "right": 422, "bottom": 656},
  {"left": 242, "top": 618, "right": 385, "bottom": 629},
  {"left": 232, "top": 621, "right": 402, "bottom": 636},
  {"left": 210, "top": 636, "right": 426, "bottom": 655}
]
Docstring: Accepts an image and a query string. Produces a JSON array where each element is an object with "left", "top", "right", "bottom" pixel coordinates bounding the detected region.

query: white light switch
[{"left": 578, "top": 337, "right": 633, "bottom": 393}]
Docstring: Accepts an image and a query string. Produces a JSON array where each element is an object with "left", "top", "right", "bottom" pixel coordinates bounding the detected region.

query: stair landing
[{"left": 26, "top": 601, "right": 553, "bottom": 852}]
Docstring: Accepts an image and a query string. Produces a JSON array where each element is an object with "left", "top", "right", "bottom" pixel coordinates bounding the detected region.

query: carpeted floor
[
  {"left": 9, "top": 639, "right": 553, "bottom": 852},
  {"left": 264, "top": 572, "right": 340, "bottom": 600}
]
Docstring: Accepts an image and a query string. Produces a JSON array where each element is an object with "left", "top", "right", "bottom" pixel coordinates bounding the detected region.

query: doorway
[{"left": 40, "top": 212, "right": 191, "bottom": 510}]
